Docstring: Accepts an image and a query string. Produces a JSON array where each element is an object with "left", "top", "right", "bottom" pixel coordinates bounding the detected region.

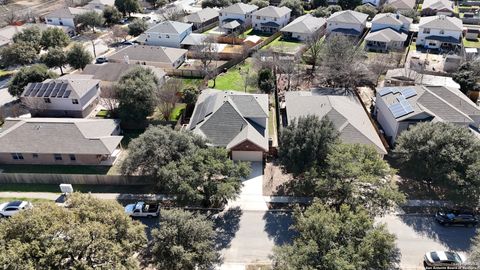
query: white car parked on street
[{"left": 0, "top": 201, "right": 32, "bottom": 217}]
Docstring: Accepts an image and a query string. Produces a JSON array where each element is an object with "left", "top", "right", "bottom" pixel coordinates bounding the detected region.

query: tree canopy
[
  {"left": 12, "top": 26, "right": 42, "bottom": 52},
  {"left": 279, "top": 0, "right": 304, "bottom": 17},
  {"left": 257, "top": 68, "right": 275, "bottom": 94},
  {"left": 115, "top": 0, "right": 141, "bottom": 16},
  {"left": 40, "top": 27, "right": 71, "bottom": 49},
  {"left": 453, "top": 62, "right": 479, "bottom": 94},
  {"left": 0, "top": 193, "right": 147, "bottom": 269},
  {"left": 394, "top": 122, "right": 480, "bottom": 206},
  {"left": 41, "top": 47, "right": 67, "bottom": 75},
  {"left": 273, "top": 201, "right": 399, "bottom": 270},
  {"left": 338, "top": 0, "right": 361, "bottom": 10},
  {"left": 0, "top": 42, "right": 38, "bottom": 67},
  {"left": 128, "top": 18, "right": 148, "bottom": 36},
  {"left": 8, "top": 64, "right": 58, "bottom": 97},
  {"left": 279, "top": 115, "right": 339, "bottom": 176},
  {"left": 355, "top": 4, "right": 378, "bottom": 19},
  {"left": 67, "top": 43, "right": 93, "bottom": 70},
  {"left": 150, "top": 209, "right": 220, "bottom": 270},
  {"left": 75, "top": 11, "right": 104, "bottom": 32},
  {"left": 202, "top": 0, "right": 238, "bottom": 8},
  {"left": 249, "top": 0, "right": 269, "bottom": 8},
  {"left": 103, "top": 5, "right": 123, "bottom": 25}
]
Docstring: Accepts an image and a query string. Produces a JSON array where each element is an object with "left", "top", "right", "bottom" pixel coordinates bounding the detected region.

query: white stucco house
[
  {"left": 280, "top": 14, "right": 326, "bottom": 40},
  {"left": 416, "top": 15, "right": 462, "bottom": 51},
  {"left": 45, "top": 7, "right": 89, "bottom": 28},
  {"left": 219, "top": 3, "right": 259, "bottom": 28},
  {"left": 142, "top": 21, "right": 193, "bottom": 48},
  {"left": 374, "top": 86, "right": 480, "bottom": 144},
  {"left": 252, "top": 6, "right": 291, "bottom": 33},
  {"left": 326, "top": 10, "right": 368, "bottom": 38}
]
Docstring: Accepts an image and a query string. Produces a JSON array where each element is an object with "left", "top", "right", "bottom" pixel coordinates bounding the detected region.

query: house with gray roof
[
  {"left": 422, "top": 0, "right": 455, "bottom": 16},
  {"left": 280, "top": 14, "right": 326, "bottom": 41},
  {"left": 107, "top": 45, "right": 187, "bottom": 68},
  {"left": 326, "top": 10, "right": 368, "bottom": 38},
  {"left": 45, "top": 7, "right": 90, "bottom": 29},
  {"left": 0, "top": 118, "right": 122, "bottom": 165},
  {"left": 140, "top": 21, "right": 192, "bottom": 48},
  {"left": 219, "top": 3, "right": 259, "bottom": 28},
  {"left": 185, "top": 7, "right": 219, "bottom": 30},
  {"left": 371, "top": 13, "right": 412, "bottom": 32},
  {"left": 188, "top": 89, "right": 269, "bottom": 161},
  {"left": 20, "top": 74, "right": 100, "bottom": 118},
  {"left": 386, "top": 0, "right": 415, "bottom": 11},
  {"left": 252, "top": 6, "right": 291, "bottom": 33},
  {"left": 365, "top": 28, "right": 408, "bottom": 52},
  {"left": 81, "top": 63, "right": 166, "bottom": 87},
  {"left": 284, "top": 90, "right": 387, "bottom": 155},
  {"left": 384, "top": 68, "right": 460, "bottom": 89},
  {"left": 416, "top": 15, "right": 462, "bottom": 50},
  {"left": 375, "top": 86, "right": 480, "bottom": 144}
]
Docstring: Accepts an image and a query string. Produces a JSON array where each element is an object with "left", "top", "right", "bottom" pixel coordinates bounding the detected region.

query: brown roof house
[
  {"left": 108, "top": 45, "right": 187, "bottom": 69},
  {"left": 0, "top": 118, "right": 123, "bottom": 165},
  {"left": 21, "top": 74, "right": 100, "bottom": 118},
  {"left": 188, "top": 89, "right": 269, "bottom": 161}
]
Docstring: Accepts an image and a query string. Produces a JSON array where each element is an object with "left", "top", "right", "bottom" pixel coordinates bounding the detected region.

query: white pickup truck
[{"left": 124, "top": 202, "right": 160, "bottom": 218}]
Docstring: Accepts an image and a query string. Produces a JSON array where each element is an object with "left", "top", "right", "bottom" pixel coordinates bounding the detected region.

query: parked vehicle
[
  {"left": 435, "top": 210, "right": 478, "bottom": 227},
  {"left": 121, "top": 41, "right": 134, "bottom": 46},
  {"left": 424, "top": 251, "right": 464, "bottom": 268},
  {"left": 95, "top": 57, "right": 108, "bottom": 64},
  {"left": 0, "top": 201, "right": 33, "bottom": 217},
  {"left": 125, "top": 202, "right": 159, "bottom": 218}
]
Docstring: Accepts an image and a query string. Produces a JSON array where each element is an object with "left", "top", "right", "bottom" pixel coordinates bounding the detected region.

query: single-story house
[
  {"left": 375, "top": 86, "right": 480, "bottom": 144},
  {"left": 365, "top": 28, "right": 408, "bottom": 52},
  {"left": 45, "top": 7, "right": 90, "bottom": 29},
  {"left": 326, "top": 10, "right": 368, "bottom": 38},
  {"left": 185, "top": 7, "right": 219, "bottom": 30},
  {"left": 20, "top": 74, "right": 100, "bottom": 118},
  {"left": 280, "top": 14, "right": 326, "bottom": 41},
  {"left": 252, "top": 6, "right": 291, "bottom": 34},
  {"left": 0, "top": 23, "right": 73, "bottom": 48},
  {"left": 0, "top": 118, "right": 123, "bottom": 165},
  {"left": 416, "top": 15, "right": 462, "bottom": 51},
  {"left": 188, "top": 89, "right": 269, "bottom": 161},
  {"left": 284, "top": 90, "right": 387, "bottom": 155},
  {"left": 81, "top": 63, "right": 166, "bottom": 87},
  {"left": 421, "top": 0, "right": 455, "bottom": 16},
  {"left": 386, "top": 0, "right": 415, "bottom": 11},
  {"left": 384, "top": 68, "right": 460, "bottom": 90},
  {"left": 219, "top": 3, "right": 259, "bottom": 28},
  {"left": 107, "top": 45, "right": 188, "bottom": 69},
  {"left": 140, "top": 21, "right": 193, "bottom": 48}
]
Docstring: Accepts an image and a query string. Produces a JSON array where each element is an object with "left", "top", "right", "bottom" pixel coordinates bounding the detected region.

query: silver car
[{"left": 424, "top": 251, "right": 464, "bottom": 268}]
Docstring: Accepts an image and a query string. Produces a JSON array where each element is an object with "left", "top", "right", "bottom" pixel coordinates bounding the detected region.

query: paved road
[{"left": 378, "top": 214, "right": 475, "bottom": 270}]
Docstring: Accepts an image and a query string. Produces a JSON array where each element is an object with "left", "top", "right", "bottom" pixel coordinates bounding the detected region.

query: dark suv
[{"left": 435, "top": 210, "right": 478, "bottom": 227}]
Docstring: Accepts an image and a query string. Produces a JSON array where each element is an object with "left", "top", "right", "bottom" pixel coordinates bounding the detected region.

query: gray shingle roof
[
  {"left": 82, "top": 63, "right": 166, "bottom": 82},
  {"left": 252, "top": 6, "right": 291, "bottom": 18},
  {"left": 419, "top": 15, "right": 462, "bottom": 31},
  {"left": 0, "top": 118, "right": 122, "bottom": 155},
  {"left": 22, "top": 76, "right": 100, "bottom": 100},
  {"left": 422, "top": 0, "right": 454, "bottom": 12},
  {"left": 221, "top": 3, "right": 258, "bottom": 14},
  {"left": 387, "top": 0, "right": 415, "bottom": 9},
  {"left": 327, "top": 10, "right": 368, "bottom": 24},
  {"left": 108, "top": 45, "right": 187, "bottom": 65},
  {"left": 281, "top": 14, "right": 326, "bottom": 34},
  {"left": 285, "top": 91, "right": 387, "bottom": 155},
  {"left": 365, "top": 28, "right": 407, "bottom": 42},
  {"left": 146, "top": 21, "right": 192, "bottom": 34},
  {"left": 371, "top": 13, "right": 412, "bottom": 27},
  {"left": 186, "top": 7, "right": 219, "bottom": 23},
  {"left": 46, "top": 7, "right": 89, "bottom": 19},
  {"left": 188, "top": 89, "right": 268, "bottom": 150}
]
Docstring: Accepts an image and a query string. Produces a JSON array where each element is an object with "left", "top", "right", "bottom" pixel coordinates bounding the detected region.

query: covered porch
[{"left": 424, "top": 35, "right": 461, "bottom": 51}]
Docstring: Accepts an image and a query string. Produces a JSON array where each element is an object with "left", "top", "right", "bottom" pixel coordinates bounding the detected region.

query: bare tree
[
  {"left": 305, "top": 31, "right": 324, "bottom": 73},
  {"left": 368, "top": 53, "right": 397, "bottom": 86},
  {"left": 157, "top": 78, "right": 182, "bottom": 120},
  {"left": 278, "top": 55, "right": 299, "bottom": 91},
  {"left": 192, "top": 35, "right": 220, "bottom": 87},
  {"left": 100, "top": 84, "right": 118, "bottom": 113},
  {"left": 21, "top": 97, "right": 47, "bottom": 115},
  {"left": 4, "top": 10, "right": 17, "bottom": 25},
  {"left": 112, "top": 25, "right": 129, "bottom": 43},
  {"left": 156, "top": 7, "right": 186, "bottom": 22}
]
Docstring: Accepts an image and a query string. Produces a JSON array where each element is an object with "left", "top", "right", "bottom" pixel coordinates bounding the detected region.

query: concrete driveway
[
  {"left": 227, "top": 162, "right": 268, "bottom": 211},
  {"left": 377, "top": 214, "right": 475, "bottom": 270}
]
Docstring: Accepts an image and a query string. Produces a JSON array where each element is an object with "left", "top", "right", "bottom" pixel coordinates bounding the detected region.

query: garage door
[{"left": 231, "top": 151, "right": 263, "bottom": 161}]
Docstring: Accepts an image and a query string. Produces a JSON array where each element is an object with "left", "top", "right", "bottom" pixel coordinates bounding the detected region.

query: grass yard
[
  {"left": 463, "top": 37, "right": 480, "bottom": 48},
  {"left": 239, "top": 28, "right": 270, "bottom": 38},
  {"left": 96, "top": 109, "right": 110, "bottom": 118},
  {"left": 261, "top": 35, "right": 304, "bottom": 54},
  {"left": 180, "top": 78, "right": 204, "bottom": 88},
  {"left": 170, "top": 103, "right": 186, "bottom": 121},
  {"left": 409, "top": 42, "right": 417, "bottom": 52},
  {"left": 208, "top": 58, "right": 257, "bottom": 93},
  {"left": 0, "top": 69, "right": 13, "bottom": 78},
  {"left": 0, "top": 183, "right": 154, "bottom": 194}
]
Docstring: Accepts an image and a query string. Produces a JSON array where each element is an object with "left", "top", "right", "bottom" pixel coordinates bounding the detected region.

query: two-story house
[
  {"left": 386, "top": 0, "right": 415, "bottom": 11},
  {"left": 326, "top": 10, "right": 368, "bottom": 38},
  {"left": 252, "top": 6, "right": 291, "bottom": 33},
  {"left": 365, "top": 13, "right": 412, "bottom": 52},
  {"left": 20, "top": 75, "right": 100, "bottom": 118},
  {"left": 280, "top": 14, "right": 326, "bottom": 40},
  {"left": 185, "top": 7, "right": 219, "bottom": 30},
  {"left": 45, "top": 7, "right": 89, "bottom": 29},
  {"left": 142, "top": 21, "right": 192, "bottom": 48},
  {"left": 416, "top": 15, "right": 462, "bottom": 50},
  {"left": 219, "top": 3, "right": 259, "bottom": 28},
  {"left": 84, "top": 0, "right": 115, "bottom": 12},
  {"left": 421, "top": 0, "right": 455, "bottom": 16}
]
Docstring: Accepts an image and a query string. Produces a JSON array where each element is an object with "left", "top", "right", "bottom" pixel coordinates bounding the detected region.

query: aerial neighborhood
[{"left": 0, "top": 0, "right": 480, "bottom": 269}]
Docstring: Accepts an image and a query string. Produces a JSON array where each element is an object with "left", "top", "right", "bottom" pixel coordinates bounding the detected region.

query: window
[
  {"left": 47, "top": 19, "right": 52, "bottom": 22},
  {"left": 72, "top": 99, "right": 78, "bottom": 104},
  {"left": 32, "top": 153, "right": 38, "bottom": 158},
  {"left": 257, "top": 16, "right": 260, "bottom": 19},
  {"left": 423, "top": 28, "right": 430, "bottom": 34},
  {"left": 158, "top": 35, "right": 161, "bottom": 38},
  {"left": 440, "top": 29, "right": 444, "bottom": 34},
  {"left": 274, "top": 18, "right": 277, "bottom": 21},
  {"left": 44, "top": 98, "right": 51, "bottom": 103},
  {"left": 219, "top": 12, "right": 222, "bottom": 16},
  {"left": 54, "top": 154, "right": 62, "bottom": 161},
  {"left": 166, "top": 35, "right": 170, "bottom": 38},
  {"left": 69, "top": 154, "right": 76, "bottom": 161},
  {"left": 11, "top": 153, "right": 23, "bottom": 160}
]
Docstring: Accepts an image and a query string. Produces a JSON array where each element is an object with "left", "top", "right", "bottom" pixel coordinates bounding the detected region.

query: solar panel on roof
[
  {"left": 57, "top": 85, "right": 66, "bottom": 98},
  {"left": 378, "top": 88, "right": 392, "bottom": 96},
  {"left": 44, "top": 85, "right": 54, "bottom": 97},
  {"left": 24, "top": 83, "right": 34, "bottom": 96},
  {"left": 50, "top": 85, "right": 60, "bottom": 97},
  {"left": 400, "top": 100, "right": 414, "bottom": 114},
  {"left": 400, "top": 88, "right": 417, "bottom": 99},
  {"left": 63, "top": 90, "right": 71, "bottom": 98},
  {"left": 60, "top": 83, "right": 68, "bottom": 91},
  {"left": 397, "top": 95, "right": 406, "bottom": 102},
  {"left": 37, "top": 83, "right": 50, "bottom": 97},
  {"left": 388, "top": 103, "right": 407, "bottom": 118},
  {"left": 31, "top": 84, "right": 41, "bottom": 97}
]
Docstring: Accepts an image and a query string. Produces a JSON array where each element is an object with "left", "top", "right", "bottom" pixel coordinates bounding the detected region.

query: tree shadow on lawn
[
  {"left": 214, "top": 207, "right": 243, "bottom": 250},
  {"left": 398, "top": 215, "right": 476, "bottom": 252},
  {"left": 263, "top": 211, "right": 296, "bottom": 246}
]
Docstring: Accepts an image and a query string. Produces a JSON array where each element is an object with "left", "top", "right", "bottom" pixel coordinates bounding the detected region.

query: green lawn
[
  {"left": 464, "top": 37, "right": 480, "bottom": 48},
  {"left": 170, "top": 103, "right": 186, "bottom": 121},
  {"left": 0, "top": 70, "right": 13, "bottom": 77},
  {"left": 180, "top": 78, "right": 204, "bottom": 88},
  {"left": 409, "top": 42, "right": 417, "bottom": 51},
  {"left": 96, "top": 109, "right": 109, "bottom": 118},
  {"left": 0, "top": 183, "right": 154, "bottom": 194},
  {"left": 261, "top": 35, "right": 304, "bottom": 54},
  {"left": 209, "top": 58, "right": 257, "bottom": 93},
  {"left": 239, "top": 28, "right": 271, "bottom": 38}
]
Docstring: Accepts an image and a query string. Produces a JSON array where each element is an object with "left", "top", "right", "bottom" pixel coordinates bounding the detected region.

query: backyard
[
  {"left": 463, "top": 37, "right": 480, "bottom": 48},
  {"left": 261, "top": 35, "right": 304, "bottom": 54},
  {"left": 208, "top": 58, "right": 257, "bottom": 93}
]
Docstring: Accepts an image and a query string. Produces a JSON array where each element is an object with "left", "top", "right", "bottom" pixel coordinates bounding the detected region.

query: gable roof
[
  {"left": 188, "top": 89, "right": 268, "bottom": 151},
  {"left": 281, "top": 14, "right": 326, "bottom": 34},
  {"left": 422, "top": 0, "right": 454, "bottom": 12},
  {"left": 377, "top": 86, "right": 480, "bottom": 124},
  {"left": 327, "top": 10, "right": 368, "bottom": 24},
  {"left": 181, "top": 33, "right": 208, "bottom": 45},
  {"left": 387, "top": 0, "right": 415, "bottom": 9},
  {"left": 186, "top": 7, "right": 219, "bottom": 23},
  {"left": 419, "top": 15, "right": 462, "bottom": 31},
  {"left": 146, "top": 21, "right": 192, "bottom": 34},
  {"left": 365, "top": 28, "right": 408, "bottom": 42},
  {"left": 0, "top": 118, "right": 122, "bottom": 155},
  {"left": 385, "top": 68, "right": 460, "bottom": 89},
  {"left": 253, "top": 6, "right": 291, "bottom": 18},
  {"left": 22, "top": 75, "right": 100, "bottom": 100},
  {"left": 220, "top": 3, "right": 258, "bottom": 14},
  {"left": 285, "top": 91, "right": 387, "bottom": 154},
  {"left": 108, "top": 45, "right": 187, "bottom": 64},
  {"left": 81, "top": 63, "right": 166, "bottom": 82},
  {"left": 46, "top": 7, "right": 89, "bottom": 19},
  {"left": 371, "top": 13, "right": 412, "bottom": 27}
]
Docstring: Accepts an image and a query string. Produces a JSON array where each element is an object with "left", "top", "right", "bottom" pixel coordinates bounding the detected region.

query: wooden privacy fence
[{"left": 0, "top": 173, "right": 150, "bottom": 185}]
